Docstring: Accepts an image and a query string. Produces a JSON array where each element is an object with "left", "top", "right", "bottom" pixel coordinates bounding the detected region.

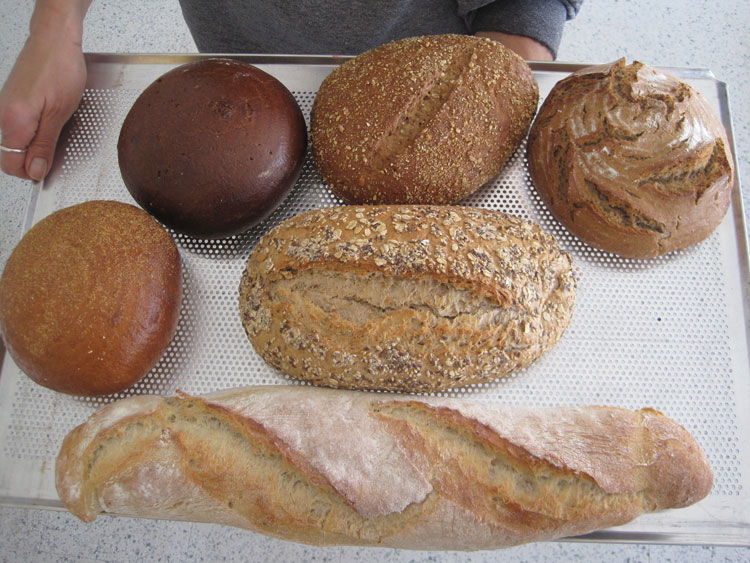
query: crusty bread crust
[
  {"left": 527, "top": 59, "right": 734, "bottom": 259},
  {"left": 0, "top": 200, "right": 182, "bottom": 396},
  {"left": 310, "top": 34, "right": 539, "bottom": 205},
  {"left": 239, "top": 205, "right": 576, "bottom": 392},
  {"left": 55, "top": 386, "right": 713, "bottom": 550}
]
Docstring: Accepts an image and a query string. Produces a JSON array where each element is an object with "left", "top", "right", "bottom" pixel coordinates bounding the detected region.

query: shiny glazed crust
[
  {"left": 310, "top": 34, "right": 539, "bottom": 204},
  {"left": 239, "top": 205, "right": 575, "bottom": 392},
  {"left": 118, "top": 58, "right": 307, "bottom": 238},
  {"left": 527, "top": 59, "right": 734, "bottom": 259},
  {"left": 0, "top": 200, "right": 182, "bottom": 395},
  {"left": 55, "top": 385, "right": 714, "bottom": 550}
]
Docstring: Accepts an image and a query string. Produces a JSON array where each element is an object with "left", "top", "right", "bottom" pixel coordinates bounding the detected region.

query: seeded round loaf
[
  {"left": 527, "top": 59, "right": 735, "bottom": 259},
  {"left": 239, "top": 205, "right": 576, "bottom": 392},
  {"left": 0, "top": 201, "right": 182, "bottom": 396},
  {"left": 118, "top": 58, "right": 307, "bottom": 239},
  {"left": 310, "top": 35, "right": 539, "bottom": 205}
]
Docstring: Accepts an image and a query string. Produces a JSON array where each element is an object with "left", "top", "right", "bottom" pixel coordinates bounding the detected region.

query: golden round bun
[
  {"left": 118, "top": 58, "right": 307, "bottom": 239},
  {"left": 0, "top": 200, "right": 182, "bottom": 396},
  {"left": 527, "top": 59, "right": 735, "bottom": 259},
  {"left": 310, "top": 34, "right": 538, "bottom": 204}
]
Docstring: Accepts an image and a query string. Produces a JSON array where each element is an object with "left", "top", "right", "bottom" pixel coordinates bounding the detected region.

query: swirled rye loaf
[
  {"left": 527, "top": 59, "right": 734, "bottom": 259},
  {"left": 239, "top": 205, "right": 575, "bottom": 392},
  {"left": 56, "top": 386, "right": 713, "bottom": 550}
]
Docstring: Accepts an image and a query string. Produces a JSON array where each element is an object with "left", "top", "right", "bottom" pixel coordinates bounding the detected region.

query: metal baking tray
[{"left": 0, "top": 54, "right": 748, "bottom": 547}]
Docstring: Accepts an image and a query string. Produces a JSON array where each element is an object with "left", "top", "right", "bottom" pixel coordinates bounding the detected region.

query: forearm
[
  {"left": 472, "top": 0, "right": 580, "bottom": 60},
  {"left": 476, "top": 31, "right": 553, "bottom": 61},
  {"left": 0, "top": 0, "right": 93, "bottom": 180},
  {"left": 28, "top": 0, "right": 92, "bottom": 44}
]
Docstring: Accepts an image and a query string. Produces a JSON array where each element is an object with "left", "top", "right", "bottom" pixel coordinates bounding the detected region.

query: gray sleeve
[{"left": 458, "top": 0, "right": 584, "bottom": 59}]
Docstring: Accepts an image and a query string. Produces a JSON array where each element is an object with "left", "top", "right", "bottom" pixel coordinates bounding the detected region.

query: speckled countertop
[{"left": 1, "top": 1, "right": 749, "bottom": 561}]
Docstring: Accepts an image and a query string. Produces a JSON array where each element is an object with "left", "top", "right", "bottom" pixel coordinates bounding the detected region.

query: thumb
[{"left": 24, "top": 105, "right": 68, "bottom": 182}]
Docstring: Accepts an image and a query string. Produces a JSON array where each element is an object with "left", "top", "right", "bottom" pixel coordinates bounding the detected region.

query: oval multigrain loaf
[
  {"left": 239, "top": 205, "right": 575, "bottom": 392},
  {"left": 310, "top": 34, "right": 539, "bottom": 205},
  {"left": 527, "top": 58, "right": 735, "bottom": 259}
]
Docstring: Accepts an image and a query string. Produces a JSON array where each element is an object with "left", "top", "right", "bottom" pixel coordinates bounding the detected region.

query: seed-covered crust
[
  {"left": 239, "top": 205, "right": 575, "bottom": 392},
  {"left": 310, "top": 34, "right": 539, "bottom": 205}
]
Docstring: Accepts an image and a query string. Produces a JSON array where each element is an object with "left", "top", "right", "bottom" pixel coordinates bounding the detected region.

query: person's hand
[
  {"left": 476, "top": 31, "right": 554, "bottom": 61},
  {"left": 0, "top": 2, "right": 89, "bottom": 181}
]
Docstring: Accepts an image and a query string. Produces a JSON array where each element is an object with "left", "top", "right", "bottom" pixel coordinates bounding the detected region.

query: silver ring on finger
[{"left": 0, "top": 144, "right": 29, "bottom": 153}]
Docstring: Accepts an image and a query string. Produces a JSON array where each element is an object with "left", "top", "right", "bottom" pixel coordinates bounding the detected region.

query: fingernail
[{"left": 29, "top": 157, "right": 47, "bottom": 181}]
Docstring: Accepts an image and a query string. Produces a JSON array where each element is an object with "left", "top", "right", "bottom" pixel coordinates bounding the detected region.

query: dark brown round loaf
[
  {"left": 527, "top": 59, "right": 735, "bottom": 259},
  {"left": 0, "top": 200, "right": 182, "bottom": 396},
  {"left": 118, "top": 58, "right": 307, "bottom": 239},
  {"left": 310, "top": 34, "right": 539, "bottom": 205}
]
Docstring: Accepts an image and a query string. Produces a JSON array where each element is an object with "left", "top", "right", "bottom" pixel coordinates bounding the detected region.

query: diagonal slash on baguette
[{"left": 55, "top": 385, "right": 712, "bottom": 550}]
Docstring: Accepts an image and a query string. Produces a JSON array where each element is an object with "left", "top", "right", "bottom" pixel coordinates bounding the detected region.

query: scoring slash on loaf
[
  {"left": 239, "top": 205, "right": 575, "bottom": 392},
  {"left": 527, "top": 58, "right": 735, "bottom": 259},
  {"left": 310, "top": 34, "right": 539, "bottom": 204},
  {"left": 55, "top": 385, "right": 713, "bottom": 550}
]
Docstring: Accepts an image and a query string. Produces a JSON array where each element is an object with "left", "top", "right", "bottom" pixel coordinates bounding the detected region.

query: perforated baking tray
[{"left": 0, "top": 54, "right": 748, "bottom": 547}]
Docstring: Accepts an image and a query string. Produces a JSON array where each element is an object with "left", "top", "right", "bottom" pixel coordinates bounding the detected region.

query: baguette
[
  {"left": 239, "top": 205, "right": 576, "bottom": 392},
  {"left": 56, "top": 385, "right": 712, "bottom": 550}
]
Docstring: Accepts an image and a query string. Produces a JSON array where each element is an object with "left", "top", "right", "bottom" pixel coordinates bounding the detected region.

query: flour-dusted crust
[
  {"left": 310, "top": 34, "right": 538, "bottom": 204},
  {"left": 527, "top": 59, "right": 734, "bottom": 259},
  {"left": 56, "top": 386, "right": 713, "bottom": 550},
  {"left": 239, "top": 205, "right": 576, "bottom": 392}
]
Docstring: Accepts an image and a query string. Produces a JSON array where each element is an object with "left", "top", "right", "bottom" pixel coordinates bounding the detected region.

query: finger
[
  {"left": 0, "top": 147, "right": 31, "bottom": 180},
  {"left": 25, "top": 93, "right": 81, "bottom": 182},
  {"left": 23, "top": 110, "right": 59, "bottom": 182},
  {"left": 0, "top": 102, "right": 35, "bottom": 180}
]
